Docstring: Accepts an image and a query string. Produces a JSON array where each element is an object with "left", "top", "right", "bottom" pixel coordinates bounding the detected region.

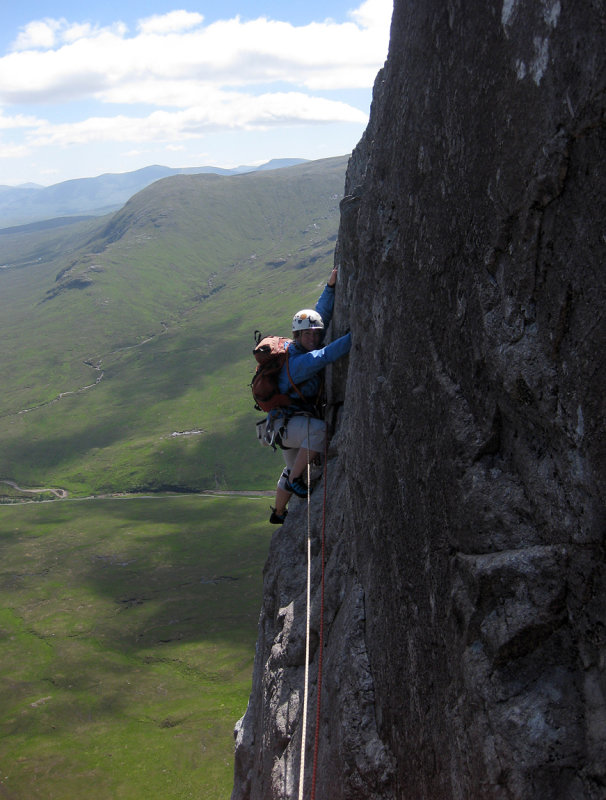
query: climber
[{"left": 268, "top": 266, "right": 351, "bottom": 524}]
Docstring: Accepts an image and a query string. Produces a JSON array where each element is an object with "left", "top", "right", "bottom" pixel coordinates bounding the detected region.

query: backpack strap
[
  {"left": 284, "top": 352, "right": 325, "bottom": 419},
  {"left": 285, "top": 350, "right": 307, "bottom": 404}
]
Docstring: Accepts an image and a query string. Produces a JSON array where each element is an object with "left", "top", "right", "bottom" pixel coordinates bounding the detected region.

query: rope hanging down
[
  {"left": 297, "top": 452, "right": 313, "bottom": 800},
  {"left": 310, "top": 432, "right": 328, "bottom": 800},
  {"left": 298, "top": 418, "right": 328, "bottom": 800}
]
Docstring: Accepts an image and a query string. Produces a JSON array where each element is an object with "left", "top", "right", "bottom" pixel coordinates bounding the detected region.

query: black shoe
[
  {"left": 285, "top": 475, "right": 308, "bottom": 498},
  {"left": 269, "top": 507, "right": 288, "bottom": 524}
]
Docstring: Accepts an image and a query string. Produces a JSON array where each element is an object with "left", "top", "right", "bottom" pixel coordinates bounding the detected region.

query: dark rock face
[{"left": 232, "top": 1, "right": 606, "bottom": 798}]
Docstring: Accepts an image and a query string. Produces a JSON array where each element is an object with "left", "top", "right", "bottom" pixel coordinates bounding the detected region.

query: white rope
[{"left": 298, "top": 427, "right": 313, "bottom": 800}]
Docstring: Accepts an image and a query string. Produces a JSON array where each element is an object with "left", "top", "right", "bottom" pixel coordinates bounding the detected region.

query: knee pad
[{"left": 277, "top": 468, "right": 291, "bottom": 492}]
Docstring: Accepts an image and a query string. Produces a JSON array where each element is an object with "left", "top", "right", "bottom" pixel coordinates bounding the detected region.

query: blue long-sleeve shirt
[{"left": 277, "top": 283, "right": 351, "bottom": 406}]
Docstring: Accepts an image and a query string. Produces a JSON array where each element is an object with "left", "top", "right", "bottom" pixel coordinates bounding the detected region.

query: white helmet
[{"left": 292, "top": 309, "right": 324, "bottom": 333}]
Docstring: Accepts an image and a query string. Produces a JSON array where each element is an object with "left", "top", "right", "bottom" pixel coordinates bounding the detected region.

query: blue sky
[{"left": 0, "top": 0, "right": 392, "bottom": 186}]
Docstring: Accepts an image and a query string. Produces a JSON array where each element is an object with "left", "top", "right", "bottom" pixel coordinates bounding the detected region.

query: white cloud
[
  {"left": 26, "top": 91, "right": 367, "bottom": 148},
  {"left": 62, "top": 23, "right": 98, "bottom": 44},
  {"left": 0, "top": 109, "right": 41, "bottom": 129},
  {"left": 2, "top": 2, "right": 391, "bottom": 103},
  {"left": 137, "top": 10, "right": 204, "bottom": 35},
  {"left": 0, "top": 141, "right": 30, "bottom": 159},
  {"left": 349, "top": 0, "right": 393, "bottom": 30},
  {"left": 10, "top": 18, "right": 129, "bottom": 52},
  {"left": 12, "top": 18, "right": 63, "bottom": 51}
]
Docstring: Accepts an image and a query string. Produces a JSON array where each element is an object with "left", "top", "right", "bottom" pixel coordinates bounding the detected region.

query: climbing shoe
[
  {"left": 269, "top": 507, "right": 288, "bottom": 525},
  {"left": 285, "top": 475, "right": 309, "bottom": 498}
]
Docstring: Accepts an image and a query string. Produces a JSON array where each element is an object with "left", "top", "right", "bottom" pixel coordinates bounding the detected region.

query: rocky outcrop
[{"left": 233, "top": 1, "right": 606, "bottom": 798}]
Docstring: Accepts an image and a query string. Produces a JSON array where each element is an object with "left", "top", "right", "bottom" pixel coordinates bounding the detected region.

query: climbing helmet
[{"left": 292, "top": 309, "right": 324, "bottom": 333}]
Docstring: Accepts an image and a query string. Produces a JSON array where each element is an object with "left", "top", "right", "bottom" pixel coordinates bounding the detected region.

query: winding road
[
  {"left": 0, "top": 480, "right": 68, "bottom": 499},
  {"left": 0, "top": 481, "right": 273, "bottom": 503}
]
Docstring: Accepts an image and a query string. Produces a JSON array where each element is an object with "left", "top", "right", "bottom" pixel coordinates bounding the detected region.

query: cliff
[{"left": 232, "top": 1, "right": 606, "bottom": 798}]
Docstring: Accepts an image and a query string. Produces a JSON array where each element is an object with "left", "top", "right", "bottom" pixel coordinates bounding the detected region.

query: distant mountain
[
  {"left": 0, "top": 159, "right": 308, "bottom": 228},
  {"left": 0, "top": 182, "right": 44, "bottom": 191},
  {"left": 252, "top": 159, "right": 309, "bottom": 171}
]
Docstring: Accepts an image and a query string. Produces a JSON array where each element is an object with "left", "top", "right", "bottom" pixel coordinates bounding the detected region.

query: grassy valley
[{"left": 0, "top": 495, "right": 270, "bottom": 799}]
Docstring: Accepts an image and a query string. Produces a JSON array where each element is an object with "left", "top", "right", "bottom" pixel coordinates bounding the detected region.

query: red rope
[{"left": 310, "top": 433, "right": 328, "bottom": 799}]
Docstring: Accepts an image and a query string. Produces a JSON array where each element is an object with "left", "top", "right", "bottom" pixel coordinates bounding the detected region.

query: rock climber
[{"left": 268, "top": 266, "right": 351, "bottom": 524}]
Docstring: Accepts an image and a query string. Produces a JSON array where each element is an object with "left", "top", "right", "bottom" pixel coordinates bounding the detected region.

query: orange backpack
[{"left": 251, "top": 331, "right": 304, "bottom": 412}]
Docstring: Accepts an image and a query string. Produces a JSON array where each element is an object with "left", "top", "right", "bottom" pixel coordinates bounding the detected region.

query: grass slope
[
  {"left": 0, "top": 496, "right": 269, "bottom": 799},
  {"left": 0, "top": 156, "right": 347, "bottom": 496}
]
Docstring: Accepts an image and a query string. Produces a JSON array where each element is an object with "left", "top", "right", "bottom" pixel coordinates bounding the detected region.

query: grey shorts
[{"left": 280, "top": 414, "right": 326, "bottom": 451}]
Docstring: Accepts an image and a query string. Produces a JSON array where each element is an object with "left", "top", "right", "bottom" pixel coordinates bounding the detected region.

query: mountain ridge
[{"left": 0, "top": 158, "right": 308, "bottom": 228}]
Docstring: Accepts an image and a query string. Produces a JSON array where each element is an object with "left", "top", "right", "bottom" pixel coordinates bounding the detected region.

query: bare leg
[
  {"left": 289, "top": 447, "right": 319, "bottom": 481},
  {"left": 273, "top": 486, "right": 292, "bottom": 516}
]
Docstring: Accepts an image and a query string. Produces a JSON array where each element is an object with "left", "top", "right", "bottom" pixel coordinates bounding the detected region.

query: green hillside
[{"left": 0, "top": 156, "right": 347, "bottom": 496}]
